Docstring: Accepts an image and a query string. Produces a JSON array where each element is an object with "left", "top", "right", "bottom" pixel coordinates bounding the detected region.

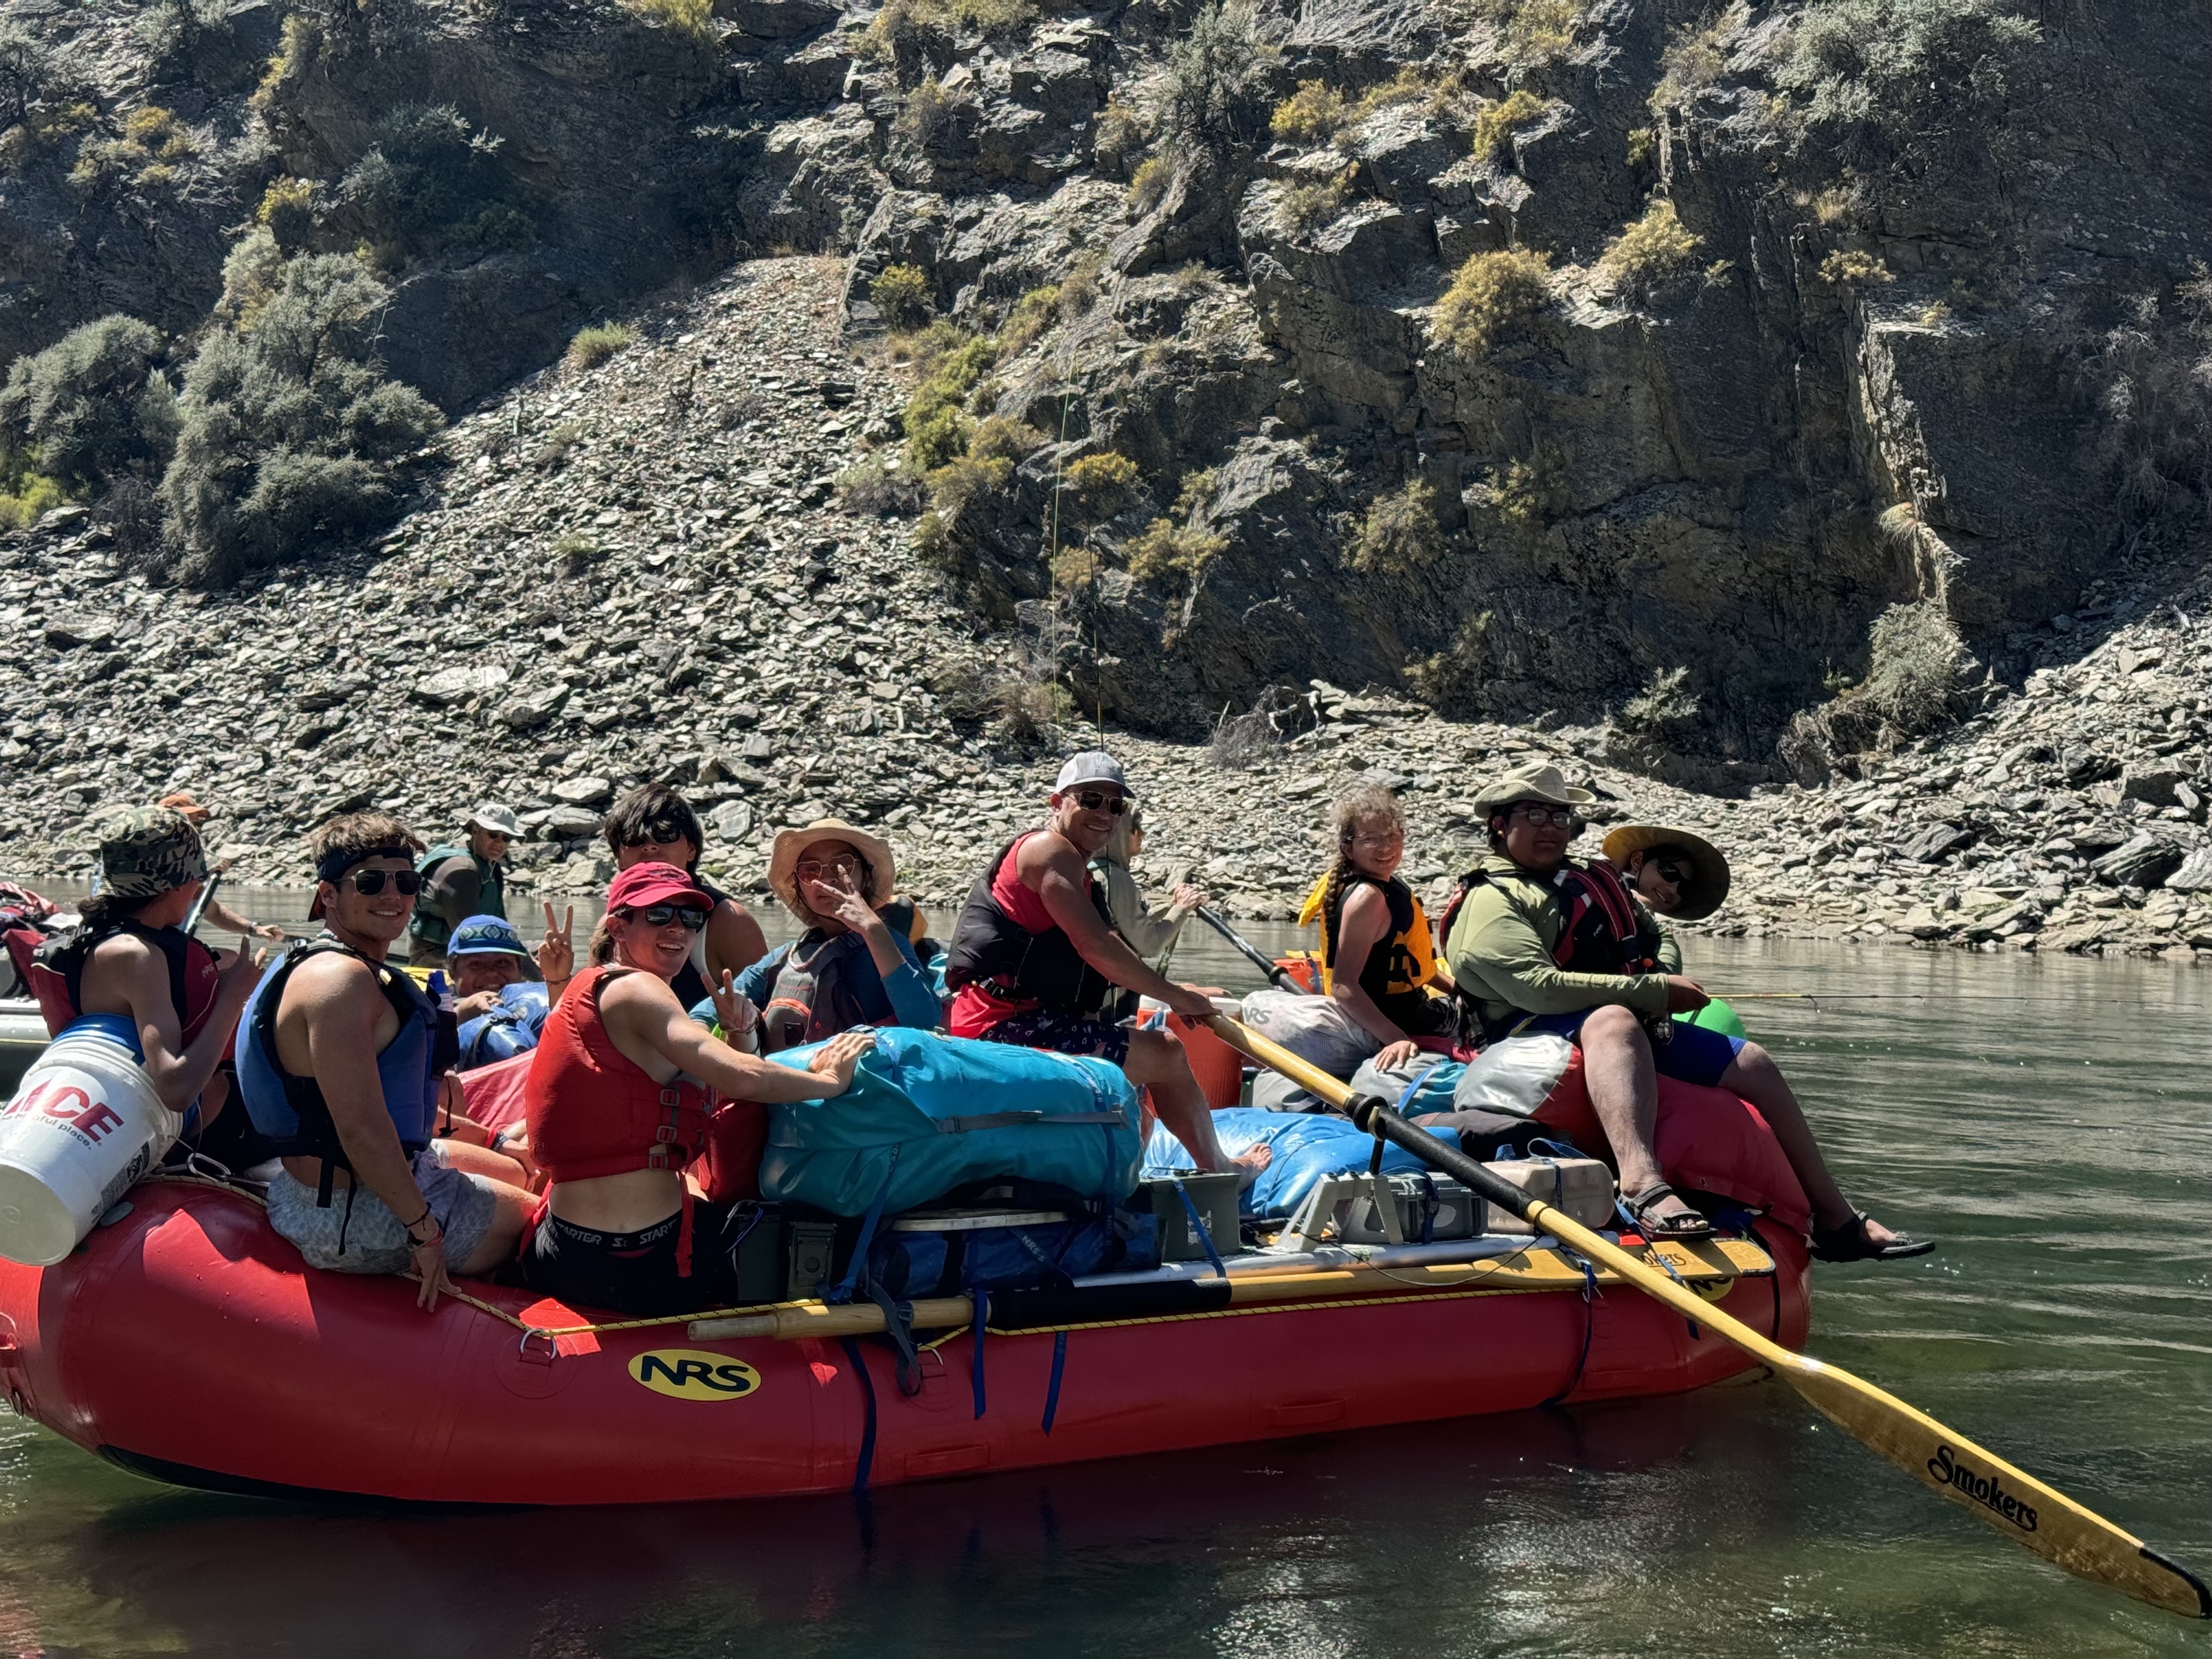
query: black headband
[{"left": 316, "top": 845, "right": 413, "bottom": 885}]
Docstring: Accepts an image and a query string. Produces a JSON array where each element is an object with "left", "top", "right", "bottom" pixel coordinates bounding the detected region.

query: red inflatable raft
[{"left": 0, "top": 1177, "right": 1809, "bottom": 1505}]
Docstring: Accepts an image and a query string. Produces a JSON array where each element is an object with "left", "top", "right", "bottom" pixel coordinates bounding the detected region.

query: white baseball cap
[{"left": 1054, "top": 751, "right": 1133, "bottom": 797}]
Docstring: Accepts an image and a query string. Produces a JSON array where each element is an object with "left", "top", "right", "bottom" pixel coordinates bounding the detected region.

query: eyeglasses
[
  {"left": 1647, "top": 857, "right": 1695, "bottom": 889},
  {"left": 619, "top": 820, "right": 693, "bottom": 849},
  {"left": 795, "top": 855, "right": 864, "bottom": 883},
  {"left": 1506, "top": 804, "right": 1579, "bottom": 829},
  {"left": 341, "top": 869, "right": 423, "bottom": 897},
  {"left": 620, "top": 904, "right": 708, "bottom": 931},
  {"left": 1071, "top": 790, "right": 1130, "bottom": 817}
]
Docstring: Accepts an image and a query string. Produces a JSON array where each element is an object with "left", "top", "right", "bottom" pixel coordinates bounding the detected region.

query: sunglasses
[
  {"left": 1647, "top": 857, "right": 1695, "bottom": 888},
  {"left": 796, "top": 855, "right": 864, "bottom": 883},
  {"left": 619, "top": 903, "right": 709, "bottom": 930},
  {"left": 1070, "top": 790, "right": 1130, "bottom": 817},
  {"left": 619, "top": 821, "right": 693, "bottom": 849},
  {"left": 341, "top": 869, "right": 423, "bottom": 897},
  {"left": 1506, "top": 804, "right": 1579, "bottom": 829}
]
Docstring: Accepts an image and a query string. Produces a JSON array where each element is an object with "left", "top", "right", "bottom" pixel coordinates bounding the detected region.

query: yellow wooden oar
[{"left": 1203, "top": 1012, "right": 2211, "bottom": 1620}]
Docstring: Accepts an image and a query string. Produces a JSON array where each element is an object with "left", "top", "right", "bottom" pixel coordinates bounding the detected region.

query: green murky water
[{"left": 0, "top": 922, "right": 2206, "bottom": 1657}]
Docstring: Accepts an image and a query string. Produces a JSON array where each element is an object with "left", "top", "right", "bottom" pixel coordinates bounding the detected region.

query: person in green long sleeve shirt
[{"left": 1443, "top": 764, "right": 1931, "bottom": 1263}]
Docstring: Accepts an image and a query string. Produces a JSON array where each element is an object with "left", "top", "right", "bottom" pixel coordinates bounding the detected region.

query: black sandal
[
  {"left": 1619, "top": 1182, "right": 1712, "bottom": 1242},
  {"left": 1810, "top": 1210, "right": 1937, "bottom": 1263}
]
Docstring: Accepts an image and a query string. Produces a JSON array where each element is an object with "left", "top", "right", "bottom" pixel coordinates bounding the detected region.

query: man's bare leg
[
  {"left": 1718, "top": 1043, "right": 1908, "bottom": 1247},
  {"left": 1123, "top": 1027, "right": 1267, "bottom": 1177},
  {"left": 1578, "top": 1005, "right": 1700, "bottom": 1231}
]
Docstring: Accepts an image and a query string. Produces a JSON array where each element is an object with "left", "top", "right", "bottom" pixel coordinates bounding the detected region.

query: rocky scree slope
[{"left": 5, "top": 256, "right": 2212, "bottom": 963}]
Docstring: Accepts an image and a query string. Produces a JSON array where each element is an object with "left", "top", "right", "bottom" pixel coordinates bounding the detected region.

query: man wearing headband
[
  {"left": 238, "top": 812, "right": 535, "bottom": 1312},
  {"left": 45, "top": 808, "right": 266, "bottom": 1147}
]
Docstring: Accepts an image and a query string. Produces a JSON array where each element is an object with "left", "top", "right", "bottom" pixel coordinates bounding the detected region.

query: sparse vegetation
[
  {"left": 628, "top": 0, "right": 715, "bottom": 40},
  {"left": 870, "top": 263, "right": 934, "bottom": 330},
  {"left": 1156, "top": 0, "right": 1277, "bottom": 156},
  {"left": 1818, "top": 249, "right": 1893, "bottom": 286},
  {"left": 1625, "top": 126, "right": 1654, "bottom": 166},
  {"left": 901, "top": 331, "right": 994, "bottom": 471},
  {"left": 554, "top": 529, "right": 604, "bottom": 577},
  {"left": 1126, "top": 467, "right": 1224, "bottom": 587},
  {"left": 1431, "top": 247, "right": 1553, "bottom": 354},
  {"left": 1127, "top": 153, "right": 1175, "bottom": 215},
  {"left": 1478, "top": 0, "right": 1581, "bottom": 65},
  {"left": 1493, "top": 445, "right": 1568, "bottom": 524},
  {"left": 1471, "top": 88, "right": 1546, "bottom": 161},
  {"left": 1271, "top": 80, "right": 1348, "bottom": 144},
  {"left": 1855, "top": 599, "right": 1969, "bottom": 736},
  {"left": 1650, "top": 8, "right": 1735, "bottom": 116},
  {"left": 2094, "top": 269, "right": 2212, "bottom": 536},
  {"left": 0, "top": 315, "right": 177, "bottom": 495},
  {"left": 567, "top": 321, "right": 638, "bottom": 371},
  {"left": 1618, "top": 665, "right": 1699, "bottom": 742},
  {"left": 1595, "top": 199, "right": 1700, "bottom": 296},
  {"left": 158, "top": 251, "right": 443, "bottom": 587},
  {"left": 1278, "top": 168, "right": 1354, "bottom": 235},
  {"left": 837, "top": 453, "right": 926, "bottom": 516},
  {"left": 1350, "top": 477, "right": 1450, "bottom": 574},
  {"left": 0, "top": 22, "right": 54, "bottom": 128},
  {"left": 894, "top": 74, "right": 973, "bottom": 146},
  {"left": 995, "top": 284, "right": 1060, "bottom": 356},
  {"left": 340, "top": 104, "right": 534, "bottom": 264},
  {"left": 926, "top": 451, "right": 1013, "bottom": 518},
  {"left": 1094, "top": 98, "right": 1147, "bottom": 173},
  {"left": 1064, "top": 451, "right": 1141, "bottom": 517}
]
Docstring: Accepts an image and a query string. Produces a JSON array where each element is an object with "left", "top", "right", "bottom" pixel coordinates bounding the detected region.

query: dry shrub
[
  {"left": 1350, "top": 477, "right": 1450, "bottom": 573},
  {"left": 1431, "top": 247, "right": 1552, "bottom": 354},
  {"left": 1471, "top": 88, "right": 1545, "bottom": 160},
  {"left": 1595, "top": 199, "right": 1700, "bottom": 296},
  {"left": 1271, "top": 80, "right": 1348, "bottom": 143},
  {"left": 567, "top": 321, "right": 636, "bottom": 371},
  {"left": 870, "top": 263, "right": 933, "bottom": 329},
  {"left": 1819, "top": 248, "right": 1893, "bottom": 286},
  {"left": 1064, "top": 451, "right": 1141, "bottom": 516}
]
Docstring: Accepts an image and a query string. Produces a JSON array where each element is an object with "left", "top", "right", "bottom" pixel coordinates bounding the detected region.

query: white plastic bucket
[{"left": 0, "top": 1015, "right": 179, "bottom": 1266}]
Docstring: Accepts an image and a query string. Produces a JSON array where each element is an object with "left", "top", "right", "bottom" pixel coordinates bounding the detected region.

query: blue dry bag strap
[
  {"left": 1174, "top": 1177, "right": 1228, "bottom": 1280},
  {"left": 1041, "top": 1329, "right": 1069, "bottom": 1435},
  {"left": 826, "top": 1144, "right": 902, "bottom": 1305},
  {"left": 935, "top": 1111, "right": 1127, "bottom": 1132},
  {"left": 838, "top": 1335, "right": 878, "bottom": 1496},
  {"left": 970, "top": 1289, "right": 989, "bottom": 1420},
  {"left": 1538, "top": 1256, "right": 1601, "bottom": 1409},
  {"left": 1393, "top": 1071, "right": 1428, "bottom": 1114}
]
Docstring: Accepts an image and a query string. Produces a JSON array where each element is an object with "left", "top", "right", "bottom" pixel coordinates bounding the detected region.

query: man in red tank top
[{"left": 947, "top": 754, "right": 1247, "bottom": 1176}]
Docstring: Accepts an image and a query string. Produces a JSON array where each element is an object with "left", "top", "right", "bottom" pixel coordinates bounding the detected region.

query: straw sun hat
[
  {"left": 1600, "top": 824, "right": 1731, "bottom": 922},
  {"left": 767, "top": 817, "right": 897, "bottom": 915}
]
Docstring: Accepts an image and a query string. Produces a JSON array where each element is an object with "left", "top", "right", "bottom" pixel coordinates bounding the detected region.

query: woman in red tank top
[{"left": 522, "top": 862, "right": 873, "bottom": 1315}]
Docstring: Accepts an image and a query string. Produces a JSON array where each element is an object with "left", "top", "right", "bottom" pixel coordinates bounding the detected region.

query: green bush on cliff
[
  {"left": 870, "top": 264, "right": 934, "bottom": 330},
  {"left": 902, "top": 332, "right": 994, "bottom": 471},
  {"left": 158, "top": 252, "right": 441, "bottom": 587},
  {"left": 1595, "top": 199, "right": 1700, "bottom": 296},
  {"left": 1856, "top": 599, "right": 1967, "bottom": 735},
  {"left": 1350, "top": 477, "right": 1450, "bottom": 574},
  {"left": 1159, "top": 0, "right": 1276, "bottom": 155},
  {"left": 567, "top": 321, "right": 637, "bottom": 371},
  {"left": 1431, "top": 247, "right": 1553, "bottom": 354},
  {"left": 1471, "top": 88, "right": 1546, "bottom": 161},
  {"left": 1271, "top": 80, "right": 1348, "bottom": 144},
  {"left": 1479, "top": 0, "right": 1581, "bottom": 66},
  {"left": 0, "top": 317, "right": 178, "bottom": 495},
  {"left": 1779, "top": 0, "right": 2039, "bottom": 166},
  {"left": 340, "top": 105, "right": 535, "bottom": 264}
]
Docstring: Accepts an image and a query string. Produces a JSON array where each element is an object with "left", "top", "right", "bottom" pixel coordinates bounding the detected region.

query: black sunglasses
[
  {"left": 1071, "top": 789, "right": 1130, "bottom": 817},
  {"left": 619, "top": 820, "right": 694, "bottom": 848},
  {"left": 1648, "top": 857, "right": 1695, "bottom": 888},
  {"left": 341, "top": 869, "right": 423, "bottom": 897},
  {"left": 620, "top": 903, "right": 708, "bottom": 931}
]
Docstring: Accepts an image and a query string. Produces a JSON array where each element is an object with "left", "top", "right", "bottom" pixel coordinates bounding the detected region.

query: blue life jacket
[
  {"left": 238, "top": 935, "right": 439, "bottom": 1205},
  {"left": 456, "top": 980, "right": 550, "bottom": 1070}
]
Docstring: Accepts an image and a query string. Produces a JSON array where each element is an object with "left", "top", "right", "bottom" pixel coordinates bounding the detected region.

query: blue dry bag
[
  {"left": 758, "top": 1028, "right": 1143, "bottom": 1216},
  {"left": 455, "top": 981, "right": 550, "bottom": 1071},
  {"left": 1143, "top": 1106, "right": 1454, "bottom": 1218}
]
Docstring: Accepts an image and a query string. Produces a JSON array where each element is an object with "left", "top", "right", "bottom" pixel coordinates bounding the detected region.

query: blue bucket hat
[{"left": 448, "top": 914, "right": 531, "bottom": 959}]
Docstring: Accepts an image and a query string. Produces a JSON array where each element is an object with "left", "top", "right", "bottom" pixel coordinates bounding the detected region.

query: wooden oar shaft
[
  {"left": 1200, "top": 1012, "right": 2210, "bottom": 1620},
  {"left": 1193, "top": 906, "right": 1304, "bottom": 992}
]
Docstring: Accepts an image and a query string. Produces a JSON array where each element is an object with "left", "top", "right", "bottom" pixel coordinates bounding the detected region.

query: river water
[{"left": 0, "top": 917, "right": 2207, "bottom": 1657}]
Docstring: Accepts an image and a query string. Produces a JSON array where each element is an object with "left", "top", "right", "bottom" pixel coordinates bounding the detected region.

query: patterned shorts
[{"left": 977, "top": 1006, "right": 1131, "bottom": 1066}]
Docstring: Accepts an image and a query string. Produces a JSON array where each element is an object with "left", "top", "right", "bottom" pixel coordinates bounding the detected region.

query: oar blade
[{"left": 1780, "top": 1355, "right": 2210, "bottom": 1618}]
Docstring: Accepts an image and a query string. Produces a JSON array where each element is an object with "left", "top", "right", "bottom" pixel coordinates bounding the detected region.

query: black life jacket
[
  {"left": 1437, "top": 859, "right": 1660, "bottom": 1043},
  {"left": 944, "top": 836, "right": 1118, "bottom": 1018}
]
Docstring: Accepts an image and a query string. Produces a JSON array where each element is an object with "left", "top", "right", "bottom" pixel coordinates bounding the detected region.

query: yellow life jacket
[{"left": 1297, "top": 868, "right": 1438, "bottom": 997}]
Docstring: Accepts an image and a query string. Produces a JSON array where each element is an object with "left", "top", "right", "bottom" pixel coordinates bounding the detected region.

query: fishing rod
[{"left": 1193, "top": 906, "right": 1307, "bottom": 993}]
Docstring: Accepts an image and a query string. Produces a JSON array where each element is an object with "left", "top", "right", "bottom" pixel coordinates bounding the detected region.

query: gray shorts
[{"left": 266, "top": 1143, "right": 501, "bottom": 1276}]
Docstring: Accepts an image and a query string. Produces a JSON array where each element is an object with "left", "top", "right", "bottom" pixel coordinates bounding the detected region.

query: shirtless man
[
  {"left": 944, "top": 751, "right": 1246, "bottom": 1176},
  {"left": 238, "top": 813, "right": 535, "bottom": 1310}
]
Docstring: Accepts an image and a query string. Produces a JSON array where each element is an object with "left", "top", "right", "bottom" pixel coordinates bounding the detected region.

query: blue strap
[
  {"left": 1041, "top": 1329, "right": 1068, "bottom": 1435},
  {"left": 827, "top": 1145, "right": 901, "bottom": 1304},
  {"left": 838, "top": 1336, "right": 878, "bottom": 1494},
  {"left": 1539, "top": 1257, "right": 1601, "bottom": 1408},
  {"left": 1174, "top": 1178, "right": 1228, "bottom": 1279},
  {"left": 1393, "top": 1070, "right": 1427, "bottom": 1113},
  {"left": 970, "top": 1289, "right": 989, "bottom": 1420}
]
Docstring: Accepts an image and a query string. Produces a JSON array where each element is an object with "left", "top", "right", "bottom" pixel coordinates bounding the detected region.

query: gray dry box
[
  {"left": 1137, "top": 1172, "right": 1242, "bottom": 1262},
  {"left": 1481, "top": 1155, "right": 1616, "bottom": 1235},
  {"left": 785, "top": 1219, "right": 839, "bottom": 1301},
  {"left": 1339, "top": 1172, "right": 1485, "bottom": 1245}
]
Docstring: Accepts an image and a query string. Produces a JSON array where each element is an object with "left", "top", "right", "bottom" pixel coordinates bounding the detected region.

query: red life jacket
[
  {"left": 19, "top": 919, "right": 223, "bottom": 1045},
  {"left": 1438, "top": 859, "right": 1661, "bottom": 1044},
  {"left": 524, "top": 965, "right": 711, "bottom": 1183}
]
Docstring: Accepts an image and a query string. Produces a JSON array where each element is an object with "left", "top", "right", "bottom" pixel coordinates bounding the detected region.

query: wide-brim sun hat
[
  {"left": 466, "top": 803, "right": 522, "bottom": 838},
  {"left": 1602, "top": 824, "right": 1731, "bottom": 922},
  {"left": 1470, "top": 761, "right": 1597, "bottom": 811},
  {"left": 769, "top": 818, "right": 897, "bottom": 915}
]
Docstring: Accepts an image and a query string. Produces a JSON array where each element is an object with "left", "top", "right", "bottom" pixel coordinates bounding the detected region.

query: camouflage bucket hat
[{"left": 97, "top": 806, "right": 209, "bottom": 900}]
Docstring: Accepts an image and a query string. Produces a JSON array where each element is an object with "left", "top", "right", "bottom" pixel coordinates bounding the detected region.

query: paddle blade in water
[{"left": 1781, "top": 1353, "right": 2210, "bottom": 1618}]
